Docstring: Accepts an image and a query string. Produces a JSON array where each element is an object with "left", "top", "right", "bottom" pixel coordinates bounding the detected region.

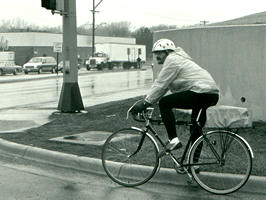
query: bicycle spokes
[
  {"left": 189, "top": 130, "right": 252, "bottom": 194},
  {"left": 102, "top": 128, "right": 159, "bottom": 187},
  {"left": 219, "top": 131, "right": 234, "bottom": 161}
]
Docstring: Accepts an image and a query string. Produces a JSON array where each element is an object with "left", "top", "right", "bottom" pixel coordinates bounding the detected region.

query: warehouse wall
[{"left": 154, "top": 25, "right": 266, "bottom": 121}]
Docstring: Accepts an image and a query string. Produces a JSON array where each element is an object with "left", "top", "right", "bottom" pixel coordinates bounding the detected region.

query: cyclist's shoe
[{"left": 166, "top": 137, "right": 182, "bottom": 151}]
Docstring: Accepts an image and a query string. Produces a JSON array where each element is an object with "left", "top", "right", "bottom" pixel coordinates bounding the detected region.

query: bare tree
[
  {"left": 0, "top": 18, "right": 61, "bottom": 33},
  {"left": 78, "top": 21, "right": 132, "bottom": 37},
  {"left": 132, "top": 27, "right": 153, "bottom": 60},
  {"left": 104, "top": 21, "right": 131, "bottom": 37}
]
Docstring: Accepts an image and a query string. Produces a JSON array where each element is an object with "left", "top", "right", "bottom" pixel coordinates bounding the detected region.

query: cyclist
[{"left": 130, "top": 38, "right": 219, "bottom": 151}]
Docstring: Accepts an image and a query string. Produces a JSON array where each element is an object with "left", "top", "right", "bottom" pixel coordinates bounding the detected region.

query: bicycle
[{"left": 101, "top": 106, "right": 254, "bottom": 195}]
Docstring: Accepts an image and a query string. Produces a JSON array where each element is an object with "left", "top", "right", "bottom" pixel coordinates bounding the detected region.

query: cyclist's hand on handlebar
[{"left": 129, "top": 99, "right": 151, "bottom": 115}]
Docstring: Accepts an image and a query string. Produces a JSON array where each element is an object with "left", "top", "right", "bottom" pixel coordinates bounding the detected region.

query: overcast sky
[{"left": 1, "top": 0, "right": 266, "bottom": 29}]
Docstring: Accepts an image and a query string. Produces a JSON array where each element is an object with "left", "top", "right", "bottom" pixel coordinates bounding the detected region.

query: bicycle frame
[{"left": 133, "top": 110, "right": 225, "bottom": 170}]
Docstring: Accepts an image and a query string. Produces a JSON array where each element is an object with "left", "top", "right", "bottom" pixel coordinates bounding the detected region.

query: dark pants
[{"left": 158, "top": 91, "right": 219, "bottom": 143}]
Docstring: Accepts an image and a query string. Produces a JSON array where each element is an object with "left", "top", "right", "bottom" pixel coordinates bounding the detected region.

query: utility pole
[
  {"left": 92, "top": 0, "right": 95, "bottom": 56},
  {"left": 200, "top": 20, "right": 209, "bottom": 26},
  {"left": 41, "top": 0, "right": 84, "bottom": 112},
  {"left": 57, "top": 0, "right": 84, "bottom": 112},
  {"left": 91, "top": 0, "right": 104, "bottom": 56}
]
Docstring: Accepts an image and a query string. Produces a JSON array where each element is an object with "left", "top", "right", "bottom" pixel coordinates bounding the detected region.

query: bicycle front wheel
[
  {"left": 188, "top": 130, "right": 252, "bottom": 194},
  {"left": 102, "top": 128, "right": 160, "bottom": 187}
]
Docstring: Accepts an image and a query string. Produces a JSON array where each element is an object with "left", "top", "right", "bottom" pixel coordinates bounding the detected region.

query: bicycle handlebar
[{"left": 127, "top": 102, "right": 191, "bottom": 126}]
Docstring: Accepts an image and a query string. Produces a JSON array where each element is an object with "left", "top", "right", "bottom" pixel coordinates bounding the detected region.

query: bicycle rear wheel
[
  {"left": 188, "top": 130, "right": 252, "bottom": 194},
  {"left": 102, "top": 128, "right": 160, "bottom": 187}
]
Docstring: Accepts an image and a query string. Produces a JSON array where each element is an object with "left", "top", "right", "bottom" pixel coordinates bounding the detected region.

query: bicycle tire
[
  {"left": 188, "top": 130, "right": 252, "bottom": 194},
  {"left": 102, "top": 128, "right": 160, "bottom": 187}
]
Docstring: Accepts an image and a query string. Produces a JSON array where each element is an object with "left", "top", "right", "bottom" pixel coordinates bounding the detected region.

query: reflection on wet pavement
[{"left": 0, "top": 69, "right": 153, "bottom": 132}]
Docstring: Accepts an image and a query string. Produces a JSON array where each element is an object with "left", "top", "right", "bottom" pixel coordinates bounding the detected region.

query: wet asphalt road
[
  {"left": 0, "top": 152, "right": 265, "bottom": 200},
  {"left": 0, "top": 69, "right": 153, "bottom": 110},
  {"left": 0, "top": 69, "right": 153, "bottom": 131}
]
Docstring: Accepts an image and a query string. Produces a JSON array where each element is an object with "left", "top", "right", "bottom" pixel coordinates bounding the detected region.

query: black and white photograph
[{"left": 0, "top": 0, "right": 265, "bottom": 199}]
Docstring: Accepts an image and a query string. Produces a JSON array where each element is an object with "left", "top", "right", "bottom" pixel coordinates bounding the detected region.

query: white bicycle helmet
[{"left": 152, "top": 39, "right": 176, "bottom": 53}]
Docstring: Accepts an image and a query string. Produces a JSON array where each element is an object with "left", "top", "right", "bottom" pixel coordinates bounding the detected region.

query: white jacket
[{"left": 145, "top": 47, "right": 219, "bottom": 104}]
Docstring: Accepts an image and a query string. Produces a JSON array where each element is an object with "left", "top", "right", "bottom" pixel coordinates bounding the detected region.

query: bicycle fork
[{"left": 128, "top": 132, "right": 146, "bottom": 158}]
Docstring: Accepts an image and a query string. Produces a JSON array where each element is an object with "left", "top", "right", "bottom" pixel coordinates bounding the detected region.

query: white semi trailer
[{"left": 85, "top": 43, "right": 146, "bottom": 70}]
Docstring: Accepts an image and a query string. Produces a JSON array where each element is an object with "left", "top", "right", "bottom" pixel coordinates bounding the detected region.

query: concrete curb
[
  {"left": 0, "top": 138, "right": 183, "bottom": 184},
  {"left": 0, "top": 138, "right": 265, "bottom": 194},
  {"left": 0, "top": 138, "right": 103, "bottom": 174}
]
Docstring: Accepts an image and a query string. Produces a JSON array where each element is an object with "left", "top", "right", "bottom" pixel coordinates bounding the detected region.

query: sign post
[{"left": 53, "top": 42, "right": 62, "bottom": 75}]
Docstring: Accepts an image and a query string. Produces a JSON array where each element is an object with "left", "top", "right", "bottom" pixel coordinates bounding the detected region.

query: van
[{"left": 23, "top": 56, "right": 57, "bottom": 74}]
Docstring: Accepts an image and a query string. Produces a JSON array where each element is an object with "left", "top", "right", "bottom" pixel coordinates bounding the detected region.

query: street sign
[{"left": 53, "top": 42, "right": 62, "bottom": 53}]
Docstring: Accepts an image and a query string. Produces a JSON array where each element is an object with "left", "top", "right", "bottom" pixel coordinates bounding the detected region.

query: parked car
[
  {"left": 0, "top": 64, "right": 23, "bottom": 75},
  {"left": 23, "top": 56, "right": 57, "bottom": 74}
]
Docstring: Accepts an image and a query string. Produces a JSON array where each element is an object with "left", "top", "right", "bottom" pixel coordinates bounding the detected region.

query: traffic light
[{"left": 41, "top": 0, "right": 56, "bottom": 10}]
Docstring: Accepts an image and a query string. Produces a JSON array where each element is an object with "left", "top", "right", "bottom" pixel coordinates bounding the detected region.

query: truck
[
  {"left": 85, "top": 43, "right": 146, "bottom": 70},
  {"left": 0, "top": 51, "right": 22, "bottom": 75}
]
